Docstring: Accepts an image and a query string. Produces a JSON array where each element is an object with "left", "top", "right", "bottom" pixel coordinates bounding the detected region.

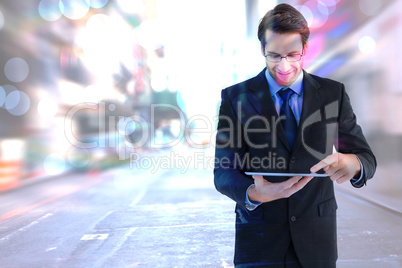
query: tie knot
[{"left": 278, "top": 88, "right": 294, "bottom": 102}]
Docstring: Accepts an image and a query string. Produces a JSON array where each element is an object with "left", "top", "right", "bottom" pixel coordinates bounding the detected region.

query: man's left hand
[{"left": 310, "top": 152, "right": 361, "bottom": 184}]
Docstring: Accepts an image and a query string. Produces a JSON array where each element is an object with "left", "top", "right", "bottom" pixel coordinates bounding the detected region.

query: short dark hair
[{"left": 258, "top": 3, "right": 310, "bottom": 49}]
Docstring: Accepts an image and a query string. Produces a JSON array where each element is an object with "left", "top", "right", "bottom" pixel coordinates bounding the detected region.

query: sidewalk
[{"left": 335, "top": 162, "right": 402, "bottom": 214}]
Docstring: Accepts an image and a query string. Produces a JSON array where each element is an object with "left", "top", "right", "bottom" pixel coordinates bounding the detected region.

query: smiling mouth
[{"left": 277, "top": 71, "right": 292, "bottom": 76}]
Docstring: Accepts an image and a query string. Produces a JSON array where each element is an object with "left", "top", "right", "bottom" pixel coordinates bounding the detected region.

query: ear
[
  {"left": 261, "top": 44, "right": 265, "bottom": 56},
  {"left": 303, "top": 43, "right": 308, "bottom": 55}
]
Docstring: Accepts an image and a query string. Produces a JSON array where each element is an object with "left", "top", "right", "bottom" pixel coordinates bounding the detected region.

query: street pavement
[{"left": 0, "top": 160, "right": 401, "bottom": 267}]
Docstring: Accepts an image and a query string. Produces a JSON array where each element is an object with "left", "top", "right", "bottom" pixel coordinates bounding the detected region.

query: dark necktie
[{"left": 278, "top": 88, "right": 297, "bottom": 150}]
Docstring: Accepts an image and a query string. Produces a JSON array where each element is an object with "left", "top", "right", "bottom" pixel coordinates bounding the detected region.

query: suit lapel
[{"left": 292, "top": 70, "right": 322, "bottom": 153}]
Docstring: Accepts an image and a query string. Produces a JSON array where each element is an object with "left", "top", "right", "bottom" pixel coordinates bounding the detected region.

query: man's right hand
[{"left": 247, "top": 175, "right": 314, "bottom": 203}]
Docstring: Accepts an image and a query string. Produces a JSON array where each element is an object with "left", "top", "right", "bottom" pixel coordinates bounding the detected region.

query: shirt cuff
[
  {"left": 245, "top": 184, "right": 262, "bottom": 211},
  {"left": 351, "top": 155, "right": 365, "bottom": 187}
]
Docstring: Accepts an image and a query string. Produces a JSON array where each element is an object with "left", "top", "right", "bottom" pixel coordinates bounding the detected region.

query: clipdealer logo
[{"left": 63, "top": 99, "right": 339, "bottom": 171}]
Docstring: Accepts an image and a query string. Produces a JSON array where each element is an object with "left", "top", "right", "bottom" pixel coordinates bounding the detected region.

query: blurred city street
[
  {"left": 0, "top": 154, "right": 401, "bottom": 267},
  {"left": 1, "top": 0, "right": 402, "bottom": 267}
]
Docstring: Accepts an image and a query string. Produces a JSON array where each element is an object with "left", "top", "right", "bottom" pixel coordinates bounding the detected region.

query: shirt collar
[{"left": 265, "top": 69, "right": 304, "bottom": 96}]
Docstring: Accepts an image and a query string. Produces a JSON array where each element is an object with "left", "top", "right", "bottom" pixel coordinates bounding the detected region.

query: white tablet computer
[{"left": 245, "top": 172, "right": 328, "bottom": 177}]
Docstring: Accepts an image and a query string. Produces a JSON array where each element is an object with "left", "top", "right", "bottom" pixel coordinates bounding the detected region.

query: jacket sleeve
[
  {"left": 337, "top": 83, "right": 377, "bottom": 187},
  {"left": 213, "top": 89, "right": 254, "bottom": 207}
]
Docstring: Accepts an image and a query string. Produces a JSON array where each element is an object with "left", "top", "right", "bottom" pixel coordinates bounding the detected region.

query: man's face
[{"left": 262, "top": 30, "right": 305, "bottom": 87}]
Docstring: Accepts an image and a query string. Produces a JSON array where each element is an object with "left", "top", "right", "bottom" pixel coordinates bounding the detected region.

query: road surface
[{"left": 0, "top": 164, "right": 401, "bottom": 267}]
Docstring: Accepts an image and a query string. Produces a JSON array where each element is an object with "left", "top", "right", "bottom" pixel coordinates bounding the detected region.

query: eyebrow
[{"left": 266, "top": 50, "right": 301, "bottom": 55}]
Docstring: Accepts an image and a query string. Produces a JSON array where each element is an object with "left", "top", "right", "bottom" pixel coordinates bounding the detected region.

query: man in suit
[{"left": 214, "top": 4, "right": 376, "bottom": 268}]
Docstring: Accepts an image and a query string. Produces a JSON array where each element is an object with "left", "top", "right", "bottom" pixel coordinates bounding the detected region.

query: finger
[
  {"left": 325, "top": 165, "right": 338, "bottom": 177},
  {"left": 294, "top": 176, "right": 314, "bottom": 192},
  {"left": 310, "top": 154, "right": 338, "bottom": 173},
  {"left": 335, "top": 175, "right": 350, "bottom": 184},
  {"left": 252, "top": 175, "right": 264, "bottom": 181},
  {"left": 310, "top": 160, "right": 330, "bottom": 173},
  {"left": 293, "top": 176, "right": 313, "bottom": 189},
  {"left": 284, "top": 176, "right": 314, "bottom": 197},
  {"left": 284, "top": 176, "right": 302, "bottom": 189},
  {"left": 330, "top": 170, "right": 347, "bottom": 182},
  {"left": 252, "top": 175, "right": 266, "bottom": 187}
]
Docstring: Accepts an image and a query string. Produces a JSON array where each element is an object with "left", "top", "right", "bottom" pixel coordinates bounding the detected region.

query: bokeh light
[
  {"left": 358, "top": 36, "right": 376, "bottom": 54},
  {"left": 150, "top": 76, "right": 168, "bottom": 92},
  {"left": 90, "top": 0, "right": 109, "bottom": 9},
  {"left": 318, "top": 1, "right": 337, "bottom": 15},
  {"left": 77, "top": 13, "right": 133, "bottom": 81},
  {"left": 38, "top": 0, "right": 62, "bottom": 22},
  {"left": 295, "top": 5, "right": 314, "bottom": 28},
  {"left": 86, "top": 13, "right": 110, "bottom": 32},
  {"left": 67, "top": 147, "right": 90, "bottom": 168},
  {"left": 117, "top": 117, "right": 136, "bottom": 135},
  {"left": 1, "top": 84, "right": 18, "bottom": 97},
  {"left": 0, "top": 85, "right": 19, "bottom": 109},
  {"left": 5, "top": 90, "right": 21, "bottom": 110},
  {"left": 44, "top": 153, "right": 66, "bottom": 175},
  {"left": 37, "top": 98, "right": 58, "bottom": 118},
  {"left": 317, "top": 1, "right": 330, "bottom": 15},
  {"left": 58, "top": 80, "right": 83, "bottom": 105},
  {"left": 116, "top": 0, "right": 144, "bottom": 14},
  {"left": 59, "top": 0, "right": 90, "bottom": 20},
  {"left": 82, "top": 85, "right": 102, "bottom": 103},
  {"left": 299, "top": 1, "right": 329, "bottom": 28},
  {"left": 5, "top": 90, "right": 31, "bottom": 116},
  {"left": 4, "top": 58, "right": 29, "bottom": 83},
  {"left": 135, "top": 19, "right": 165, "bottom": 50},
  {"left": 359, "top": 0, "right": 383, "bottom": 16}
]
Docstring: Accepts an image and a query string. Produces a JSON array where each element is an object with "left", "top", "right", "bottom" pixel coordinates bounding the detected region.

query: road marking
[
  {"left": 45, "top": 247, "right": 57, "bottom": 252},
  {"left": 112, "top": 227, "right": 138, "bottom": 249},
  {"left": 124, "top": 227, "right": 138, "bottom": 237},
  {"left": 0, "top": 213, "right": 53, "bottom": 241},
  {"left": 80, "top": 234, "right": 109, "bottom": 240},
  {"left": 92, "top": 227, "right": 138, "bottom": 267},
  {"left": 129, "top": 187, "right": 147, "bottom": 207},
  {"left": 220, "top": 258, "right": 233, "bottom": 268},
  {"left": 128, "top": 169, "right": 166, "bottom": 207}
]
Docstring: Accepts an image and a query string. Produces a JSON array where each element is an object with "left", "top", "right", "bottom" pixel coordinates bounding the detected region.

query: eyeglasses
[{"left": 264, "top": 53, "right": 304, "bottom": 63}]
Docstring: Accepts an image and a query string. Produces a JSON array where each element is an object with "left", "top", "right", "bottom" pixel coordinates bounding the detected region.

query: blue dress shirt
[{"left": 265, "top": 69, "right": 304, "bottom": 125}]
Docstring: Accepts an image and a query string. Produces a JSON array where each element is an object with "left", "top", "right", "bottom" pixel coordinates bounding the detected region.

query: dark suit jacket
[{"left": 214, "top": 69, "right": 376, "bottom": 267}]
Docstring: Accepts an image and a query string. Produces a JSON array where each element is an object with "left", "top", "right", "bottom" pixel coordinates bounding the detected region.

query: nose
[{"left": 277, "top": 57, "right": 291, "bottom": 72}]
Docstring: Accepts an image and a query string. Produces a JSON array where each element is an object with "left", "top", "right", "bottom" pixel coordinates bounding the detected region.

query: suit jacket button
[
  {"left": 290, "top": 216, "right": 296, "bottom": 222},
  {"left": 290, "top": 157, "right": 296, "bottom": 163}
]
